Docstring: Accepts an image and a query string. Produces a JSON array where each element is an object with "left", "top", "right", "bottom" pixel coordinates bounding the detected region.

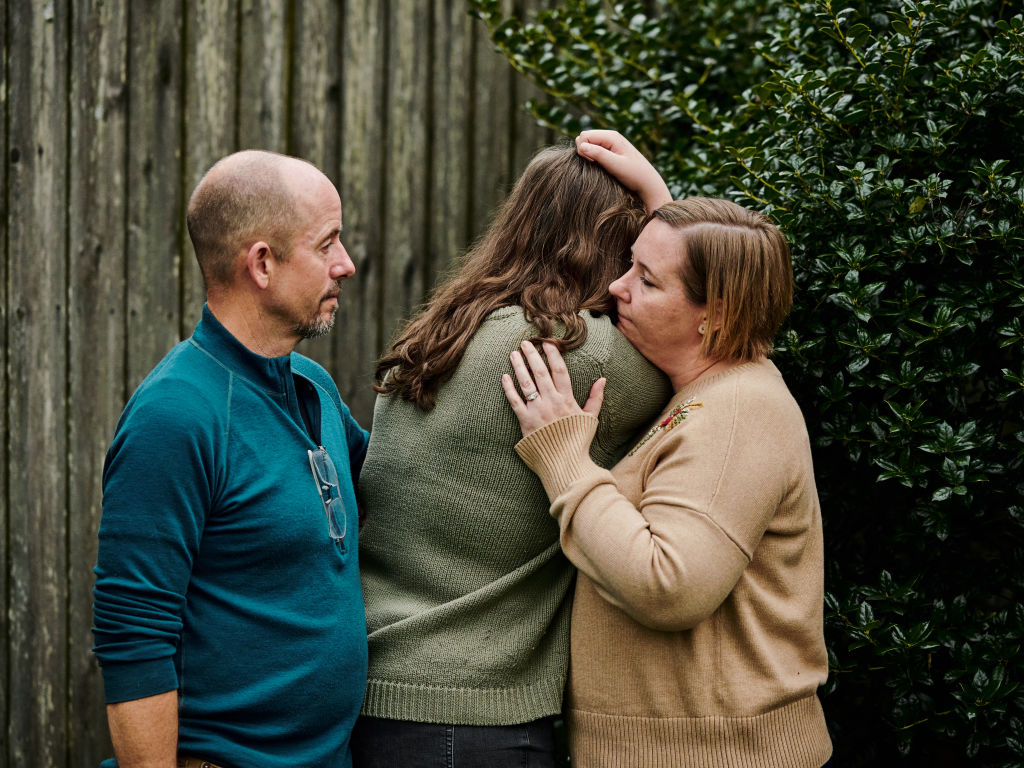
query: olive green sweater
[
  {"left": 515, "top": 359, "right": 833, "bottom": 767},
  {"left": 357, "top": 307, "right": 671, "bottom": 725}
]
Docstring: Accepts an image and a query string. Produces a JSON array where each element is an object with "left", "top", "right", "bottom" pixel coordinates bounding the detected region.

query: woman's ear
[{"left": 246, "top": 241, "right": 273, "bottom": 289}]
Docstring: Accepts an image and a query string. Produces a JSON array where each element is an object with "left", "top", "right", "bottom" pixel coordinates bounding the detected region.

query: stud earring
[{"left": 699, "top": 323, "right": 706, "bottom": 334}]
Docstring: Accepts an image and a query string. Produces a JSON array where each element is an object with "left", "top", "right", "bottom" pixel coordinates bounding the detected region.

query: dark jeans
[{"left": 350, "top": 715, "right": 557, "bottom": 768}]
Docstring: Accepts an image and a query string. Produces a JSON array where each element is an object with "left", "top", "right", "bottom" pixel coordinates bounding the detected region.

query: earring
[{"left": 699, "top": 323, "right": 706, "bottom": 335}]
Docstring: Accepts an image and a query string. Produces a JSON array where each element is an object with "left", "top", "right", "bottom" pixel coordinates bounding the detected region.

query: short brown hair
[
  {"left": 376, "top": 144, "right": 647, "bottom": 410},
  {"left": 186, "top": 151, "right": 298, "bottom": 287},
  {"left": 654, "top": 197, "right": 793, "bottom": 361}
]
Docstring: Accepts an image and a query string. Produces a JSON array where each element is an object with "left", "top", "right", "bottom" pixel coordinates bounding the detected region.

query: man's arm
[
  {"left": 94, "top": 385, "right": 215, "bottom": 764},
  {"left": 106, "top": 691, "right": 178, "bottom": 768}
]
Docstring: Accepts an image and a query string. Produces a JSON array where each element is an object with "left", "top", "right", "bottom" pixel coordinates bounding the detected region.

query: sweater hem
[
  {"left": 568, "top": 694, "right": 833, "bottom": 768},
  {"left": 361, "top": 675, "right": 566, "bottom": 726}
]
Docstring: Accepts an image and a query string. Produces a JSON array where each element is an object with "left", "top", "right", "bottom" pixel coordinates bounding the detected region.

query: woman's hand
[
  {"left": 575, "top": 130, "right": 672, "bottom": 215},
  {"left": 502, "top": 341, "right": 605, "bottom": 437}
]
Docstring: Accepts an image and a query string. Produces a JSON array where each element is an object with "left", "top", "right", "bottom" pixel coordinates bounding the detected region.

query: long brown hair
[{"left": 375, "top": 145, "right": 647, "bottom": 410}]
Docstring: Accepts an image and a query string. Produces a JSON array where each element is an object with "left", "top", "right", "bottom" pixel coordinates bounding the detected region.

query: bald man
[{"left": 92, "top": 151, "right": 369, "bottom": 768}]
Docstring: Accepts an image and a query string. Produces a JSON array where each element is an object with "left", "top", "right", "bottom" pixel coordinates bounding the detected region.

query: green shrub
[{"left": 470, "top": 1, "right": 1024, "bottom": 764}]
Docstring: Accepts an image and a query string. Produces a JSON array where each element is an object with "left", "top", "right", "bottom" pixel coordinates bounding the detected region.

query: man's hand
[
  {"left": 107, "top": 690, "right": 178, "bottom": 768},
  {"left": 575, "top": 130, "right": 672, "bottom": 215}
]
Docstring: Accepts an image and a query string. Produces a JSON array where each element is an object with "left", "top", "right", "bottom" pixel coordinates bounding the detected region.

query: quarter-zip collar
[{"left": 191, "top": 304, "right": 295, "bottom": 395}]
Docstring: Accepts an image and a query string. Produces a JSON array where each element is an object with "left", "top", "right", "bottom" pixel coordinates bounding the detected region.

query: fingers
[
  {"left": 540, "top": 342, "right": 573, "bottom": 392},
  {"left": 502, "top": 373, "right": 541, "bottom": 438},
  {"left": 576, "top": 129, "right": 626, "bottom": 153},
  {"left": 583, "top": 377, "right": 606, "bottom": 417},
  {"left": 576, "top": 140, "right": 617, "bottom": 168},
  {"left": 518, "top": 341, "right": 557, "bottom": 397},
  {"left": 501, "top": 373, "right": 526, "bottom": 416},
  {"left": 503, "top": 341, "right": 604, "bottom": 438},
  {"left": 509, "top": 346, "right": 540, "bottom": 396}
]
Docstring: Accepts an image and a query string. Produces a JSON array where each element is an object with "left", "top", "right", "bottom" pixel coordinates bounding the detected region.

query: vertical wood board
[
  {"left": 66, "top": 0, "right": 127, "bottom": 761},
  {"left": 182, "top": 0, "right": 239, "bottom": 332},
  {"left": 510, "top": 0, "right": 554, "bottom": 176},
  {"left": 429, "top": 1, "right": 474, "bottom": 282},
  {"left": 126, "top": 0, "right": 186, "bottom": 392},
  {"left": 238, "top": 0, "right": 287, "bottom": 153},
  {"left": 5, "top": 2, "right": 70, "bottom": 763},
  {"left": 380, "top": 0, "right": 430, "bottom": 350},
  {"left": 470, "top": 0, "right": 515, "bottom": 235},
  {"left": 0, "top": 0, "right": 9, "bottom": 748}
]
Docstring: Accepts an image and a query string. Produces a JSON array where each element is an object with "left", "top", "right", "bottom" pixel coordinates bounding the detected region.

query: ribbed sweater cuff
[
  {"left": 514, "top": 414, "right": 600, "bottom": 501},
  {"left": 569, "top": 694, "right": 833, "bottom": 768},
  {"left": 361, "top": 675, "right": 565, "bottom": 725}
]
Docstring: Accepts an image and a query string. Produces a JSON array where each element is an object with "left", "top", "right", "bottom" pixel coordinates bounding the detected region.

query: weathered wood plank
[
  {"left": 183, "top": 0, "right": 239, "bottom": 331},
  {"left": 336, "top": 0, "right": 388, "bottom": 425},
  {"left": 380, "top": 0, "right": 430, "bottom": 354},
  {"left": 126, "top": 0, "right": 185, "bottom": 391},
  {"left": 470, "top": 0, "right": 516, "bottom": 230},
  {"left": 238, "top": 0, "right": 287, "bottom": 153},
  {"left": 289, "top": 0, "right": 342, "bottom": 371},
  {"left": 6, "top": 1, "right": 70, "bottom": 763},
  {"left": 0, "top": 0, "right": 9, "bottom": 749},
  {"left": 67, "top": 2, "right": 127, "bottom": 762},
  {"left": 511, "top": 0, "right": 555, "bottom": 174},
  {"left": 429, "top": 1, "right": 474, "bottom": 283}
]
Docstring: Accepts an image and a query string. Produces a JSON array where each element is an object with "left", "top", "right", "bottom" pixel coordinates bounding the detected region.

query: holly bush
[{"left": 470, "top": 1, "right": 1024, "bottom": 764}]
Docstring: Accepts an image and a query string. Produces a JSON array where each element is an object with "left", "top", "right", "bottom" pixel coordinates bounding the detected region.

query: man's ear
[{"left": 245, "top": 241, "right": 273, "bottom": 289}]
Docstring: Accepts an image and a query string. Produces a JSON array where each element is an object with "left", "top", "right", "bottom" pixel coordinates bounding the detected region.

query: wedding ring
[{"left": 525, "top": 391, "right": 540, "bottom": 402}]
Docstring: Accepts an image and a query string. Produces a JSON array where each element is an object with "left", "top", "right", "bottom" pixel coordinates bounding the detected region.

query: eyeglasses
[{"left": 308, "top": 446, "right": 347, "bottom": 543}]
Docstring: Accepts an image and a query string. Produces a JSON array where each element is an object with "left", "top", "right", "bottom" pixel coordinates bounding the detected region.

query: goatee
[{"left": 295, "top": 305, "right": 338, "bottom": 339}]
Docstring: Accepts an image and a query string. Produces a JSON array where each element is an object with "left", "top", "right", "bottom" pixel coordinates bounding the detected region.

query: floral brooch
[{"left": 627, "top": 397, "right": 704, "bottom": 457}]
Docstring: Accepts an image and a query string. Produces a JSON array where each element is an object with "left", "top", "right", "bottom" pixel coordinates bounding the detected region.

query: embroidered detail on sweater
[{"left": 627, "top": 398, "right": 704, "bottom": 457}]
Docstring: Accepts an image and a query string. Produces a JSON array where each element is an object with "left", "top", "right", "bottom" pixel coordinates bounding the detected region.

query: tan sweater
[{"left": 515, "top": 359, "right": 833, "bottom": 768}]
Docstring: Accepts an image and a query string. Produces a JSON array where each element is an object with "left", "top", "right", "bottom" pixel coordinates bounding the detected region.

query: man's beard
[
  {"left": 294, "top": 281, "right": 342, "bottom": 339},
  {"left": 294, "top": 305, "right": 338, "bottom": 339}
]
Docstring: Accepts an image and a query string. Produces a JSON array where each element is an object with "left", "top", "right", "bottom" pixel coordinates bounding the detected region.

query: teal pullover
[{"left": 93, "top": 306, "right": 369, "bottom": 768}]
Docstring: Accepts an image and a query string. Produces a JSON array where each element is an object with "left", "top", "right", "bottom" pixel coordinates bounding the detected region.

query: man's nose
[{"left": 330, "top": 244, "right": 356, "bottom": 280}]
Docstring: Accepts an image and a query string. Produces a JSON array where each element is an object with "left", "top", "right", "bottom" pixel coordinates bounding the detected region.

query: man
[{"left": 92, "top": 151, "right": 369, "bottom": 768}]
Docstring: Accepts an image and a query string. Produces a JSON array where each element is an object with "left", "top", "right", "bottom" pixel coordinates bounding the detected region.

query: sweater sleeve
[
  {"left": 516, "top": 381, "right": 785, "bottom": 632},
  {"left": 92, "top": 382, "right": 218, "bottom": 703}
]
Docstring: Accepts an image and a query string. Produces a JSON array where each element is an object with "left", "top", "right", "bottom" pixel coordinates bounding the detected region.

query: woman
[
  {"left": 501, "top": 132, "right": 833, "bottom": 768},
  {"left": 352, "top": 144, "right": 673, "bottom": 766}
]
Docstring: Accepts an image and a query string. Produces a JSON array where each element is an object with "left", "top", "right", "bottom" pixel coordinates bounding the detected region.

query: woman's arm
[
  {"left": 575, "top": 130, "right": 672, "bottom": 215},
  {"left": 503, "top": 342, "right": 769, "bottom": 631},
  {"left": 516, "top": 420, "right": 751, "bottom": 631}
]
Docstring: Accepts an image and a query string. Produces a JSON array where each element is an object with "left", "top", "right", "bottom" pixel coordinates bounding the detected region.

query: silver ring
[{"left": 525, "top": 391, "right": 540, "bottom": 402}]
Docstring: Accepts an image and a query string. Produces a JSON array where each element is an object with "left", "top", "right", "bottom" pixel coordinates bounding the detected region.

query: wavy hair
[{"left": 375, "top": 145, "right": 647, "bottom": 410}]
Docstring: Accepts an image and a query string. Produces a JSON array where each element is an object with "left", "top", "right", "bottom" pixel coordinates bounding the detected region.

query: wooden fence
[{"left": 1, "top": 1, "right": 554, "bottom": 763}]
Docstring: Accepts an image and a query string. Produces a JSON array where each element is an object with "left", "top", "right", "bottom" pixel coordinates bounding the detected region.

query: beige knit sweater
[{"left": 515, "top": 358, "right": 833, "bottom": 768}]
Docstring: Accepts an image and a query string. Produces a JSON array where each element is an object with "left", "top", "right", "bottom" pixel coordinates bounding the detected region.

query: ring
[{"left": 525, "top": 391, "right": 540, "bottom": 402}]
